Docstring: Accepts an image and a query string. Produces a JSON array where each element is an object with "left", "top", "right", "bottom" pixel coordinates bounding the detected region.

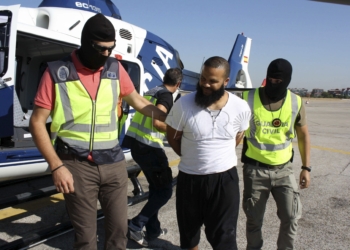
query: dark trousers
[
  {"left": 60, "top": 155, "right": 128, "bottom": 250},
  {"left": 129, "top": 142, "right": 173, "bottom": 238},
  {"left": 176, "top": 167, "right": 240, "bottom": 250}
]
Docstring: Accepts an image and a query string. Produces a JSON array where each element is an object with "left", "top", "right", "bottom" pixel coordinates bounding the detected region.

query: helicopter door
[{"left": 0, "top": 5, "right": 19, "bottom": 138}]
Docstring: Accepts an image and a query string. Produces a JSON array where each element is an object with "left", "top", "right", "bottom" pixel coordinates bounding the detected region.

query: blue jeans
[{"left": 129, "top": 141, "right": 173, "bottom": 238}]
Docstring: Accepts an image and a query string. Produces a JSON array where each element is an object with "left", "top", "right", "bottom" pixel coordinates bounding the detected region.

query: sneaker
[
  {"left": 159, "top": 228, "right": 168, "bottom": 236},
  {"left": 145, "top": 228, "right": 168, "bottom": 241},
  {"left": 128, "top": 229, "right": 148, "bottom": 247}
]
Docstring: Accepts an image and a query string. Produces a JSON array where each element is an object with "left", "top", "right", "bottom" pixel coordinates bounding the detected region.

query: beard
[{"left": 195, "top": 82, "right": 225, "bottom": 108}]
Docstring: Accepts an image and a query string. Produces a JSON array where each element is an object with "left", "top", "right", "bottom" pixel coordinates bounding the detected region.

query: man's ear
[{"left": 224, "top": 77, "right": 230, "bottom": 87}]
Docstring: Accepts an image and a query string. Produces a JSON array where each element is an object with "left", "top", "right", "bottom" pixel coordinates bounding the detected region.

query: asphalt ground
[{"left": 0, "top": 98, "right": 350, "bottom": 249}]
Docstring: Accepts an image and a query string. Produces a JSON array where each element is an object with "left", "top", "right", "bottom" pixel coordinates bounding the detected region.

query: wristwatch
[{"left": 301, "top": 166, "right": 312, "bottom": 172}]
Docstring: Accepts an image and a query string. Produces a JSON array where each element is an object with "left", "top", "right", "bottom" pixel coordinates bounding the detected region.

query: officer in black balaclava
[
  {"left": 264, "top": 58, "right": 292, "bottom": 102},
  {"left": 78, "top": 13, "right": 116, "bottom": 70}
]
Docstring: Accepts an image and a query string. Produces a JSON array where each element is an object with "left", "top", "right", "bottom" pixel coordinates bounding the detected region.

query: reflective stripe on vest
[
  {"left": 126, "top": 86, "right": 168, "bottom": 148},
  {"left": 243, "top": 89, "right": 301, "bottom": 165},
  {"left": 48, "top": 57, "right": 120, "bottom": 154}
]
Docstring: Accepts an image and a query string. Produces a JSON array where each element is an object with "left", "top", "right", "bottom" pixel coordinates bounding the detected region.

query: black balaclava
[
  {"left": 265, "top": 58, "right": 292, "bottom": 101},
  {"left": 78, "top": 13, "right": 115, "bottom": 70}
]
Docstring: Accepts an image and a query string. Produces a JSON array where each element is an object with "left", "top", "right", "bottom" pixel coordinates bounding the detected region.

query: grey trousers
[
  {"left": 62, "top": 156, "right": 128, "bottom": 250},
  {"left": 242, "top": 162, "right": 302, "bottom": 250}
]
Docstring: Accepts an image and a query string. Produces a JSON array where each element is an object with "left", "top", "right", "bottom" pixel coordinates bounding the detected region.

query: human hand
[
  {"left": 174, "top": 134, "right": 182, "bottom": 141},
  {"left": 299, "top": 170, "right": 310, "bottom": 189},
  {"left": 52, "top": 166, "right": 75, "bottom": 193}
]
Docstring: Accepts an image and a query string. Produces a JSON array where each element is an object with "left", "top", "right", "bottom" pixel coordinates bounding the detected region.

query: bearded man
[{"left": 166, "top": 56, "right": 251, "bottom": 250}]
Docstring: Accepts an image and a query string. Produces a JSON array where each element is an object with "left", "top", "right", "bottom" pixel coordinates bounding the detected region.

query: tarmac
[{"left": 0, "top": 98, "right": 350, "bottom": 249}]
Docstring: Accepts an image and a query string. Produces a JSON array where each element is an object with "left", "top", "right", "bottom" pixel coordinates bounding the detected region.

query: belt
[
  {"left": 58, "top": 152, "right": 91, "bottom": 163},
  {"left": 247, "top": 159, "right": 287, "bottom": 168}
]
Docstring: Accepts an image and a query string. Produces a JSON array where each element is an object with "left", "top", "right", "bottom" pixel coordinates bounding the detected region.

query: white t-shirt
[{"left": 166, "top": 91, "right": 251, "bottom": 175}]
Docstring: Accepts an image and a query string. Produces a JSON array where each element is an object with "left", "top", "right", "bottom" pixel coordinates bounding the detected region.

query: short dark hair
[
  {"left": 204, "top": 56, "right": 230, "bottom": 78},
  {"left": 163, "top": 68, "right": 183, "bottom": 86}
]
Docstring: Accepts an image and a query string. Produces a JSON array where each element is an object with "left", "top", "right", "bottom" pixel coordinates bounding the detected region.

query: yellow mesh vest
[
  {"left": 126, "top": 86, "right": 168, "bottom": 148},
  {"left": 48, "top": 59, "right": 120, "bottom": 156},
  {"left": 243, "top": 89, "right": 301, "bottom": 165}
]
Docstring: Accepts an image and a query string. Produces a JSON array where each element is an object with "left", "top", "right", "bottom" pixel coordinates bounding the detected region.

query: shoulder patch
[
  {"left": 57, "top": 66, "right": 69, "bottom": 81},
  {"left": 107, "top": 71, "right": 117, "bottom": 79}
]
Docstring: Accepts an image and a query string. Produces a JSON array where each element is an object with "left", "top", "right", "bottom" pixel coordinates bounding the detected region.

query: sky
[{"left": 2, "top": 0, "right": 350, "bottom": 91}]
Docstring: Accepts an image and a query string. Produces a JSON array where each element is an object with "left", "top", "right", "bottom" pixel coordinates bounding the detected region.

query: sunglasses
[
  {"left": 91, "top": 42, "right": 116, "bottom": 53},
  {"left": 268, "top": 78, "right": 283, "bottom": 84}
]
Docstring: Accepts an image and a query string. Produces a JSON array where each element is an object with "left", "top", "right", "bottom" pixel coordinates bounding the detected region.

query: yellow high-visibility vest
[
  {"left": 243, "top": 89, "right": 301, "bottom": 165},
  {"left": 126, "top": 85, "right": 169, "bottom": 148},
  {"left": 47, "top": 57, "right": 120, "bottom": 160}
]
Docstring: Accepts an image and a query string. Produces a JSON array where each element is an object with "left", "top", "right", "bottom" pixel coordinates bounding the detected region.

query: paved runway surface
[{"left": 1, "top": 98, "right": 350, "bottom": 249}]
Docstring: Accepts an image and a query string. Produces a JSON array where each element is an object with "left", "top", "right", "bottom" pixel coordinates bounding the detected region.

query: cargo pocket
[{"left": 292, "top": 191, "right": 302, "bottom": 220}]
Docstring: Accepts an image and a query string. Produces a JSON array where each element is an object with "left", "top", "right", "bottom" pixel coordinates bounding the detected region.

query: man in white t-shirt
[{"left": 166, "top": 56, "right": 251, "bottom": 250}]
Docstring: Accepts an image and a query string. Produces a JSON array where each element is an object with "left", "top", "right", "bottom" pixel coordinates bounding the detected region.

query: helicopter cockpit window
[
  {"left": 120, "top": 60, "right": 140, "bottom": 93},
  {"left": 0, "top": 13, "right": 10, "bottom": 77},
  {"left": 235, "top": 69, "right": 247, "bottom": 88},
  {"left": 119, "top": 61, "right": 141, "bottom": 115}
]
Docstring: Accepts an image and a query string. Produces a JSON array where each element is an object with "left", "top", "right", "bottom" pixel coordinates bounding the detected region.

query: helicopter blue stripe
[{"left": 227, "top": 34, "right": 247, "bottom": 88}]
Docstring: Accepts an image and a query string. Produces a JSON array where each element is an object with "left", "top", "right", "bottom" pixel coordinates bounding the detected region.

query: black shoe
[
  {"left": 128, "top": 229, "right": 148, "bottom": 247},
  {"left": 145, "top": 228, "right": 168, "bottom": 241}
]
